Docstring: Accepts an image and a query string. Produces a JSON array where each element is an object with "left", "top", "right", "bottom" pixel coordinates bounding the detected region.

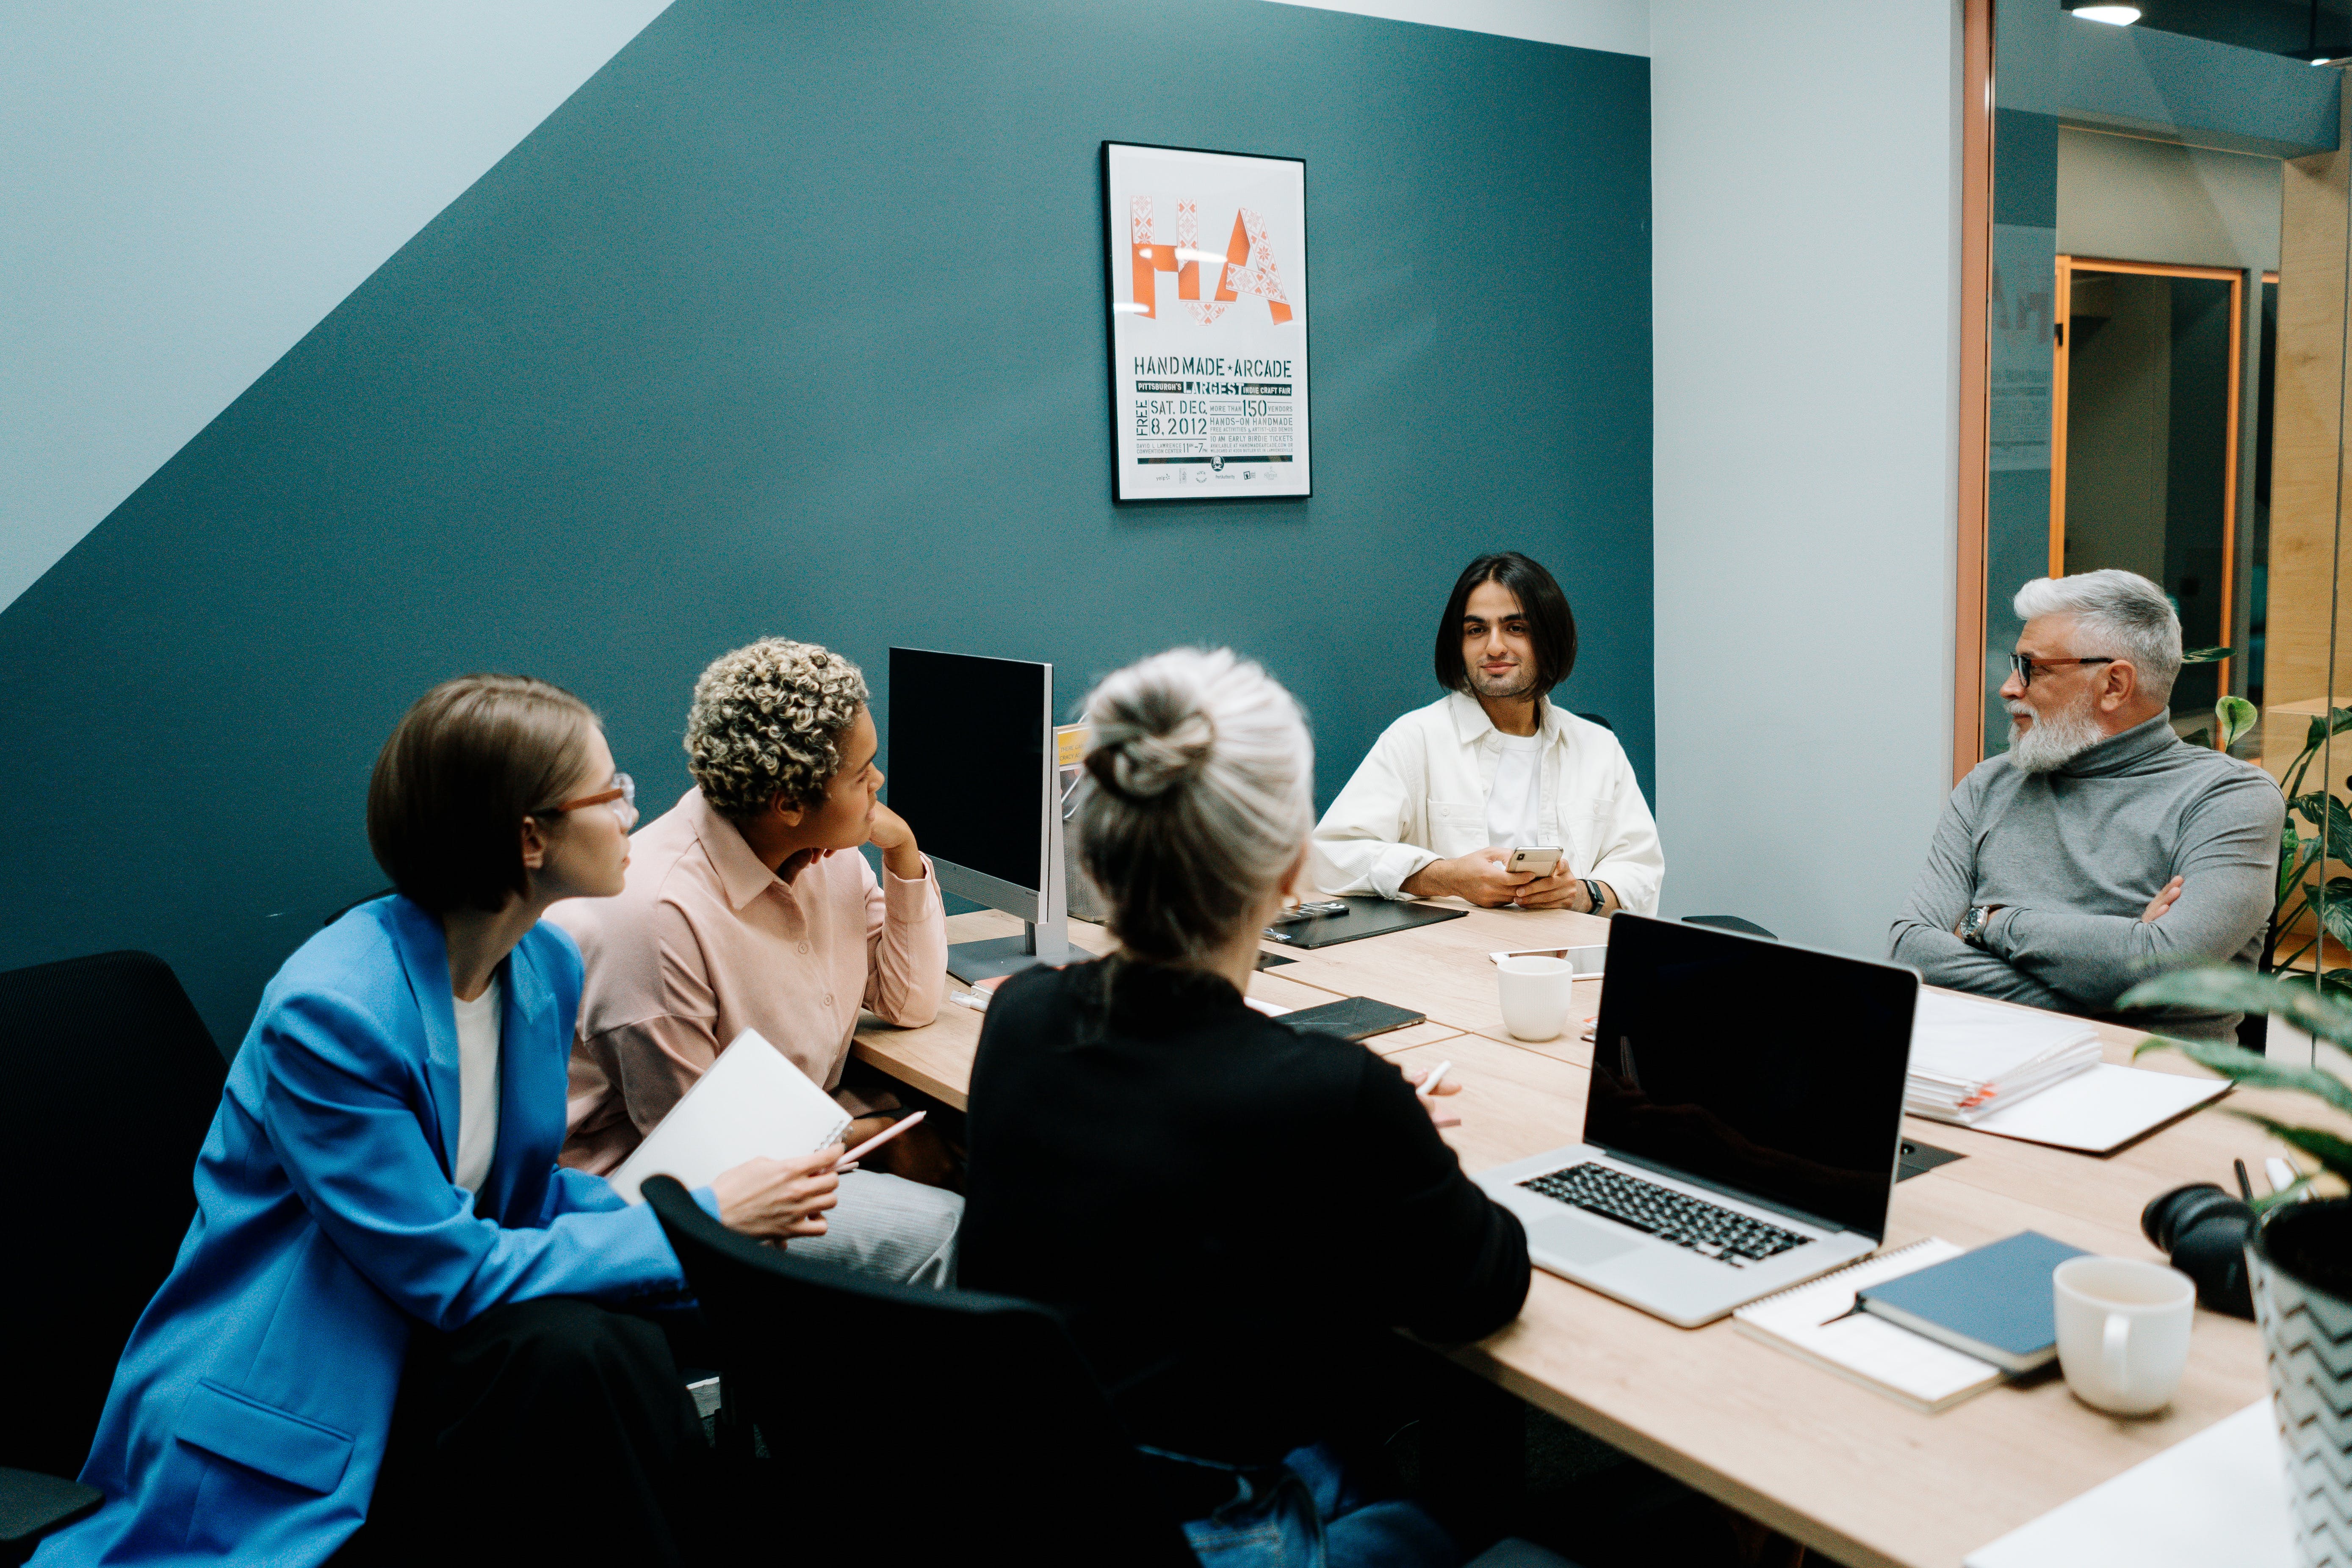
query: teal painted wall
[{"left": 0, "top": 0, "right": 1653, "bottom": 1049}]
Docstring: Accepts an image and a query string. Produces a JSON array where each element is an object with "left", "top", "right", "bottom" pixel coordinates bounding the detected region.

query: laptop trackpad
[{"left": 1531, "top": 1213, "right": 1641, "bottom": 1267}]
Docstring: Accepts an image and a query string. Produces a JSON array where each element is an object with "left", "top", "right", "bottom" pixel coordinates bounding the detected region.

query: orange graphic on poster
[
  {"left": 1129, "top": 197, "right": 1179, "bottom": 319},
  {"left": 1214, "top": 208, "right": 1293, "bottom": 325},
  {"left": 1131, "top": 197, "right": 1293, "bottom": 326}
]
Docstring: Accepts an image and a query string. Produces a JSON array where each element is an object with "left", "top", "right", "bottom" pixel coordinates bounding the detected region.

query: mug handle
[{"left": 2103, "top": 1312, "right": 2131, "bottom": 1394}]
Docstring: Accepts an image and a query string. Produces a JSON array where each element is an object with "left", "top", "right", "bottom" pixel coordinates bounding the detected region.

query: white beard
[{"left": 2005, "top": 697, "right": 2105, "bottom": 772}]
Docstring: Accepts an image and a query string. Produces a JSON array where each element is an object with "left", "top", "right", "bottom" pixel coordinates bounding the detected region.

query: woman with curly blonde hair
[{"left": 550, "top": 637, "right": 962, "bottom": 1285}]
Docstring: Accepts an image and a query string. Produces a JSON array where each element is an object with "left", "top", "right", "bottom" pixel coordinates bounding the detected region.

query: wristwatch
[
  {"left": 1959, "top": 904, "right": 1995, "bottom": 946},
  {"left": 1580, "top": 878, "right": 1607, "bottom": 916}
]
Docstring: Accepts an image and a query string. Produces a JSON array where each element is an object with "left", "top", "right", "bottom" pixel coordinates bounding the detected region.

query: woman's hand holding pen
[
  {"left": 1409, "top": 1062, "right": 1463, "bottom": 1129},
  {"left": 712, "top": 1147, "right": 843, "bottom": 1240}
]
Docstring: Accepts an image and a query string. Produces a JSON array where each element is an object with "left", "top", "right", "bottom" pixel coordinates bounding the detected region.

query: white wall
[
  {"left": 1267, "top": 0, "right": 1648, "bottom": 54},
  {"left": 0, "top": 0, "right": 670, "bottom": 613},
  {"left": 1648, "top": 0, "right": 1962, "bottom": 957}
]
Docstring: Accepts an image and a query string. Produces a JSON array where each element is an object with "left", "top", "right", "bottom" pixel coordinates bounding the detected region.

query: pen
[
  {"left": 833, "top": 1110, "right": 926, "bottom": 1173},
  {"left": 2235, "top": 1158, "right": 2253, "bottom": 1201},
  {"left": 1416, "top": 1061, "right": 1453, "bottom": 1099}
]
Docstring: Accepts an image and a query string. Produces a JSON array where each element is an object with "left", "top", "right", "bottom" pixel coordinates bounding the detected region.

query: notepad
[
  {"left": 607, "top": 1029, "right": 851, "bottom": 1204},
  {"left": 1963, "top": 1399, "right": 2291, "bottom": 1568},
  {"left": 1734, "top": 1239, "right": 2006, "bottom": 1413}
]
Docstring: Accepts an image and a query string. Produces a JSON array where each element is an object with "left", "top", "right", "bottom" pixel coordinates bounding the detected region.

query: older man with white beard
[{"left": 1889, "top": 570, "right": 2282, "bottom": 1040}]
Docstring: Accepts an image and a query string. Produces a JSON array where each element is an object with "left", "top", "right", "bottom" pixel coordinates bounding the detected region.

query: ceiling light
[
  {"left": 1174, "top": 248, "right": 1228, "bottom": 267},
  {"left": 2067, "top": 3, "right": 2141, "bottom": 23}
]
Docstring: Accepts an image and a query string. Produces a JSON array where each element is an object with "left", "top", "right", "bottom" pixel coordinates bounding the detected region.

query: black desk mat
[
  {"left": 1261, "top": 895, "right": 1469, "bottom": 950},
  {"left": 1897, "top": 1137, "right": 1966, "bottom": 1182}
]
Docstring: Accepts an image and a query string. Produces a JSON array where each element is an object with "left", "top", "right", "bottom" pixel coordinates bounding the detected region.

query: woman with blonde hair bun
[{"left": 961, "top": 648, "right": 1530, "bottom": 1567}]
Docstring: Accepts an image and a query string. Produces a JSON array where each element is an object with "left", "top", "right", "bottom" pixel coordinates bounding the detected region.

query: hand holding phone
[{"left": 1505, "top": 846, "right": 1564, "bottom": 876}]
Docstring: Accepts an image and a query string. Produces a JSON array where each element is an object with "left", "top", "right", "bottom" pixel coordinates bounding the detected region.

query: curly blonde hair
[{"left": 684, "top": 639, "right": 869, "bottom": 817}]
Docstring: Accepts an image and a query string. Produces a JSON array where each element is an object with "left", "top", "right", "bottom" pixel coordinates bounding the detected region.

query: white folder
[{"left": 607, "top": 1029, "right": 851, "bottom": 1204}]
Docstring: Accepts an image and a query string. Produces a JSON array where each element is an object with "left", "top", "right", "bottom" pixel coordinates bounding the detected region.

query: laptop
[{"left": 1472, "top": 913, "right": 1918, "bottom": 1327}]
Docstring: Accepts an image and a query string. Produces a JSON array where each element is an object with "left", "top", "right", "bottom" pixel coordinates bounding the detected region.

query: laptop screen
[{"left": 1583, "top": 914, "right": 1917, "bottom": 1239}]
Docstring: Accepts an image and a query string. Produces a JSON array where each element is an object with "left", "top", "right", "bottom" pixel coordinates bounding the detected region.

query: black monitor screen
[
  {"left": 885, "top": 648, "right": 1048, "bottom": 893},
  {"left": 1583, "top": 914, "right": 1916, "bottom": 1239}
]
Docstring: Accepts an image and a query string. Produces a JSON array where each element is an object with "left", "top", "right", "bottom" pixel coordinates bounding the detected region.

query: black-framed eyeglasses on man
[{"left": 2008, "top": 653, "right": 2116, "bottom": 688}]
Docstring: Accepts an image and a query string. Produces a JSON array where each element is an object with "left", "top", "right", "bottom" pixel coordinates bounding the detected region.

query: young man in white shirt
[{"left": 1311, "top": 551, "right": 1664, "bottom": 913}]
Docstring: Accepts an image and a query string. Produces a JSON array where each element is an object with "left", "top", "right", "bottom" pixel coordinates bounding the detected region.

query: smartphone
[{"left": 1505, "top": 846, "right": 1564, "bottom": 876}]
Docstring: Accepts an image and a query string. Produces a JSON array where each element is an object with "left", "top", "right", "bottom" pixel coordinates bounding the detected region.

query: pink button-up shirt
[{"left": 548, "top": 786, "right": 947, "bottom": 1175}]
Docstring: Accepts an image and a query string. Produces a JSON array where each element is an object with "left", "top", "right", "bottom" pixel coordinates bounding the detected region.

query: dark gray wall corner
[{"left": 0, "top": 0, "right": 1654, "bottom": 1048}]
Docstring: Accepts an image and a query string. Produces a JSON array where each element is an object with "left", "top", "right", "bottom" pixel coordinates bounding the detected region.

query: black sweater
[{"left": 961, "top": 957, "right": 1530, "bottom": 1463}]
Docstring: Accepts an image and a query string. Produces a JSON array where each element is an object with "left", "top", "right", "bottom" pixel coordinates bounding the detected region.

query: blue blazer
[{"left": 37, "top": 896, "right": 705, "bottom": 1567}]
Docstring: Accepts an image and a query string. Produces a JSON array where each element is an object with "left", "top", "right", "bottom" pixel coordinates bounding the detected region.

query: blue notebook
[{"left": 1856, "top": 1231, "right": 2089, "bottom": 1373}]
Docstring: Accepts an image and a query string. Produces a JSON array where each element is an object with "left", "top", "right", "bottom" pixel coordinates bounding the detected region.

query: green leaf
[
  {"left": 2228, "top": 1112, "right": 2352, "bottom": 1187},
  {"left": 2253, "top": 1172, "right": 2318, "bottom": 1214},
  {"left": 2181, "top": 646, "right": 2235, "bottom": 664},
  {"left": 2280, "top": 824, "right": 2308, "bottom": 908},
  {"left": 2130, "top": 1026, "right": 2352, "bottom": 1116},
  {"left": 2182, "top": 727, "right": 2213, "bottom": 751},
  {"left": 2306, "top": 881, "right": 2352, "bottom": 954},
  {"left": 2302, "top": 707, "right": 2352, "bottom": 758},
  {"left": 2122, "top": 966, "right": 2352, "bottom": 1056},
  {"left": 2290, "top": 792, "right": 2352, "bottom": 866},
  {"left": 2217, "top": 696, "right": 2259, "bottom": 750}
]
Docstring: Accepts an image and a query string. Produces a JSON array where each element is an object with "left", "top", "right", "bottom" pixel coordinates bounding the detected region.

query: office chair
[
  {"left": 323, "top": 887, "right": 395, "bottom": 927},
  {"left": 1682, "top": 915, "right": 1778, "bottom": 941},
  {"left": 0, "top": 951, "right": 228, "bottom": 1559},
  {"left": 642, "top": 1175, "right": 1195, "bottom": 1566},
  {"left": 1574, "top": 712, "right": 1613, "bottom": 731}
]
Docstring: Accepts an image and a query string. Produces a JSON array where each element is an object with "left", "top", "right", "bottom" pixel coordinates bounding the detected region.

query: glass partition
[{"left": 1972, "top": 0, "right": 2351, "bottom": 1054}]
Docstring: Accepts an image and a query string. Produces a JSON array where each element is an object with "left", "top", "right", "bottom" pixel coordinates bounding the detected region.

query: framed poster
[{"left": 1101, "top": 141, "right": 1310, "bottom": 502}]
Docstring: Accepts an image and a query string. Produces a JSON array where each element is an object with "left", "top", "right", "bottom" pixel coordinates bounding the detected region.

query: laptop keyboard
[{"left": 1519, "top": 1163, "right": 1808, "bottom": 1267}]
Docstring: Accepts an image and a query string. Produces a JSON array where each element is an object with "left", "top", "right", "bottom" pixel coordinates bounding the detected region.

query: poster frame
[{"left": 1099, "top": 139, "right": 1313, "bottom": 505}]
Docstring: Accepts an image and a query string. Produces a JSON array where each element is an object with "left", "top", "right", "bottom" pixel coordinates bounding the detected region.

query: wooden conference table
[{"left": 851, "top": 902, "right": 2297, "bottom": 1568}]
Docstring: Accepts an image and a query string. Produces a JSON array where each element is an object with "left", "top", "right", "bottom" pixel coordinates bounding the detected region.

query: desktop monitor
[
  {"left": 1586, "top": 914, "right": 1916, "bottom": 1241},
  {"left": 886, "top": 647, "right": 1074, "bottom": 982}
]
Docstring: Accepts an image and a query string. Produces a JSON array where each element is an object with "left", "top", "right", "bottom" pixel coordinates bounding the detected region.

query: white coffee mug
[
  {"left": 2054, "top": 1256, "right": 2196, "bottom": 1416},
  {"left": 1497, "top": 956, "right": 1576, "bottom": 1043}
]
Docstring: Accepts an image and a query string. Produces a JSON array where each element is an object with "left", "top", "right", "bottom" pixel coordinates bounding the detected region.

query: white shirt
[
  {"left": 451, "top": 976, "right": 502, "bottom": 1198},
  {"left": 1310, "top": 692, "right": 1665, "bottom": 912},
  {"left": 1485, "top": 730, "right": 1546, "bottom": 849}
]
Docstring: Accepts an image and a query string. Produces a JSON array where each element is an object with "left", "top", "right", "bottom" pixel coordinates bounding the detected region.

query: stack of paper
[{"left": 1906, "top": 990, "right": 2101, "bottom": 1126}]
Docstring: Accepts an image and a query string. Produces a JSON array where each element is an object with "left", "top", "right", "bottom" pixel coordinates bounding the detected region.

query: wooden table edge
[{"left": 1451, "top": 1346, "right": 1914, "bottom": 1568}]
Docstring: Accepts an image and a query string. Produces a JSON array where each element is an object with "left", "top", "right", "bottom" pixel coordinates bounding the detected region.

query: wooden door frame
[
  {"left": 2048, "top": 255, "right": 2246, "bottom": 692},
  {"left": 1953, "top": 0, "right": 1994, "bottom": 784}
]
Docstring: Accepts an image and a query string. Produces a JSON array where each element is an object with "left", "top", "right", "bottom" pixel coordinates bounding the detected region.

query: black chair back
[
  {"left": 0, "top": 952, "right": 226, "bottom": 1479},
  {"left": 642, "top": 1175, "right": 1194, "bottom": 1565},
  {"left": 1682, "top": 915, "right": 1778, "bottom": 941}
]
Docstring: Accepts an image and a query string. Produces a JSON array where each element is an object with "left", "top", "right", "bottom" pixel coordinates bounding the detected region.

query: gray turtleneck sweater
[{"left": 1888, "top": 714, "right": 2284, "bottom": 1040}]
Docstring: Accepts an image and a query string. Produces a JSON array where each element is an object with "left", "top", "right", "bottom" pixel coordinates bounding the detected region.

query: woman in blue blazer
[{"left": 39, "top": 676, "right": 843, "bottom": 1568}]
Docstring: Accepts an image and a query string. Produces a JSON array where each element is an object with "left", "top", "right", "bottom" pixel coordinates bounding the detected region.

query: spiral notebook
[{"left": 1732, "top": 1239, "right": 2006, "bottom": 1413}]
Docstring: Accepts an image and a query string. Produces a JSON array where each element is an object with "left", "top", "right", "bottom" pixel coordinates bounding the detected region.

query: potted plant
[
  {"left": 2121, "top": 967, "right": 2352, "bottom": 1565},
  {"left": 2172, "top": 683, "right": 2352, "bottom": 1050}
]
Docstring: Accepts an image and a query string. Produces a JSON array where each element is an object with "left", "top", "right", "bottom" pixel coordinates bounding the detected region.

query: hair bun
[{"left": 1086, "top": 707, "right": 1215, "bottom": 802}]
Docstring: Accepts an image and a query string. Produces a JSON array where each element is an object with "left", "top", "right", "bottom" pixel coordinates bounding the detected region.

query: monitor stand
[{"left": 947, "top": 917, "right": 1076, "bottom": 984}]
